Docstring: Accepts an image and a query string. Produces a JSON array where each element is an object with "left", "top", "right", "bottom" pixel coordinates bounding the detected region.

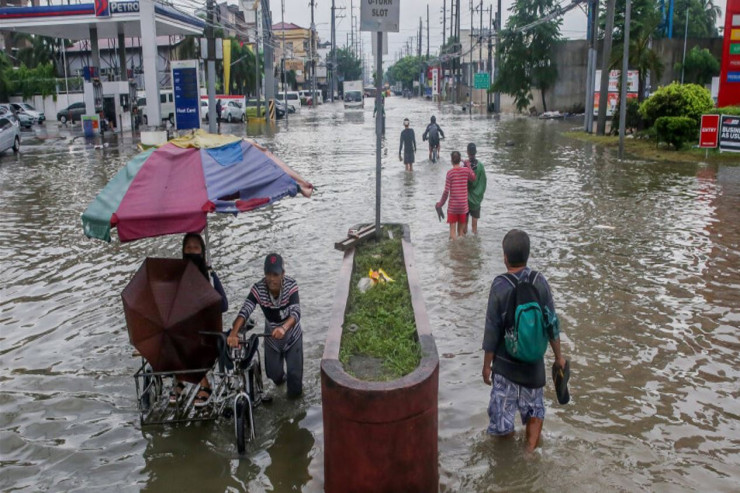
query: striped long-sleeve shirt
[
  {"left": 236, "top": 276, "right": 302, "bottom": 352},
  {"left": 437, "top": 165, "right": 476, "bottom": 215}
]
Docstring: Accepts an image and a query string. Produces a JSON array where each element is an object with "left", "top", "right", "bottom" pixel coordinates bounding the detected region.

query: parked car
[
  {"left": 222, "top": 100, "right": 245, "bottom": 122},
  {"left": 200, "top": 100, "right": 209, "bottom": 120},
  {"left": 275, "top": 100, "right": 294, "bottom": 115},
  {"left": 0, "top": 104, "right": 24, "bottom": 127},
  {"left": 244, "top": 99, "right": 267, "bottom": 118},
  {"left": 284, "top": 91, "right": 302, "bottom": 111},
  {"left": 57, "top": 102, "right": 86, "bottom": 124},
  {"left": 14, "top": 110, "right": 35, "bottom": 128},
  {"left": 10, "top": 102, "right": 45, "bottom": 123},
  {"left": 0, "top": 116, "right": 21, "bottom": 154}
]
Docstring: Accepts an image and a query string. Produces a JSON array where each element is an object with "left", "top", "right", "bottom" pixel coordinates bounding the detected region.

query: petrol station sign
[
  {"left": 718, "top": 0, "right": 740, "bottom": 107},
  {"left": 171, "top": 60, "right": 201, "bottom": 130}
]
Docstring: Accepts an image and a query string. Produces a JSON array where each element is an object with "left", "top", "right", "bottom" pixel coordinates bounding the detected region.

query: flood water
[{"left": 1, "top": 98, "right": 739, "bottom": 492}]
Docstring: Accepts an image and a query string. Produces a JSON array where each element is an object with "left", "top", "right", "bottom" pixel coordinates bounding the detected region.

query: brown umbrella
[{"left": 122, "top": 257, "right": 223, "bottom": 383}]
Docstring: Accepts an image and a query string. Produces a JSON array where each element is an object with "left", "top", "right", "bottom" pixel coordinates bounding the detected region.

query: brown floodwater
[{"left": 1, "top": 98, "right": 739, "bottom": 492}]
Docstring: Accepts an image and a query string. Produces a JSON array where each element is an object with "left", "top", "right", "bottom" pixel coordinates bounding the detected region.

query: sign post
[
  {"left": 171, "top": 60, "right": 201, "bottom": 131},
  {"left": 360, "top": 0, "right": 399, "bottom": 239},
  {"left": 700, "top": 114, "right": 720, "bottom": 158},
  {"left": 719, "top": 114, "right": 740, "bottom": 153}
]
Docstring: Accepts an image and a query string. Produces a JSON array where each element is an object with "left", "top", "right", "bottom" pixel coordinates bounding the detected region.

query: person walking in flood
[
  {"left": 482, "top": 229, "right": 567, "bottom": 452},
  {"left": 436, "top": 151, "right": 476, "bottom": 240},
  {"left": 463, "top": 143, "right": 487, "bottom": 235},
  {"left": 228, "top": 254, "right": 303, "bottom": 398},
  {"left": 399, "top": 118, "right": 417, "bottom": 172}
]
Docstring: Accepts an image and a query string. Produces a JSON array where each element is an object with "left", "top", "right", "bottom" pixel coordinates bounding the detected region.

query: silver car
[
  {"left": 0, "top": 116, "right": 21, "bottom": 154},
  {"left": 10, "top": 102, "right": 45, "bottom": 124}
]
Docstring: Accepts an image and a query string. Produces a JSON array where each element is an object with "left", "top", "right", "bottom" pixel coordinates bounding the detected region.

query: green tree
[
  {"left": 227, "top": 39, "right": 261, "bottom": 96},
  {"left": 609, "top": 17, "right": 664, "bottom": 103},
  {"left": 672, "top": 0, "right": 721, "bottom": 38},
  {"left": 332, "top": 48, "right": 362, "bottom": 81},
  {"left": 0, "top": 52, "right": 12, "bottom": 102},
  {"left": 492, "top": 0, "right": 562, "bottom": 112},
  {"left": 386, "top": 56, "right": 423, "bottom": 90},
  {"left": 674, "top": 46, "right": 719, "bottom": 84}
]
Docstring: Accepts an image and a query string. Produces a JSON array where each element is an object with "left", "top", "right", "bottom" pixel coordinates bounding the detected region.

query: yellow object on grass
[{"left": 368, "top": 268, "right": 395, "bottom": 286}]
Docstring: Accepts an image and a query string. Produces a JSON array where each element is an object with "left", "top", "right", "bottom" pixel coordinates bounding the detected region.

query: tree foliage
[
  {"left": 602, "top": 0, "right": 722, "bottom": 40},
  {"left": 5, "top": 63, "right": 58, "bottom": 100},
  {"left": 492, "top": 0, "right": 561, "bottom": 112},
  {"left": 674, "top": 46, "right": 719, "bottom": 85},
  {"left": 655, "top": 116, "right": 697, "bottom": 149},
  {"left": 608, "top": 16, "right": 664, "bottom": 103},
  {"left": 386, "top": 56, "right": 423, "bottom": 90},
  {"left": 332, "top": 48, "right": 362, "bottom": 81},
  {"left": 226, "top": 39, "right": 262, "bottom": 96}
]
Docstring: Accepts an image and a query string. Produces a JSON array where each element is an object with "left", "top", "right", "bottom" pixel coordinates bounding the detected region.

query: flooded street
[{"left": 1, "top": 97, "right": 739, "bottom": 492}]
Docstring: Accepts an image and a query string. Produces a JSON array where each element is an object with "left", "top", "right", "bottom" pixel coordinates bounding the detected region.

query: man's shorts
[
  {"left": 487, "top": 373, "right": 545, "bottom": 435},
  {"left": 468, "top": 207, "right": 481, "bottom": 219},
  {"left": 429, "top": 137, "right": 440, "bottom": 148},
  {"left": 447, "top": 212, "right": 466, "bottom": 224}
]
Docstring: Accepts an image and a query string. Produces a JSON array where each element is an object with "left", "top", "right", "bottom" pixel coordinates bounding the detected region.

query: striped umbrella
[{"left": 81, "top": 133, "right": 313, "bottom": 243}]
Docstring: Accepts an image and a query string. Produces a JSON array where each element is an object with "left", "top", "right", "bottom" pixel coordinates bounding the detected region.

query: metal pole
[
  {"left": 282, "top": 0, "right": 288, "bottom": 122},
  {"left": 487, "top": 7, "right": 492, "bottom": 111},
  {"left": 310, "top": 0, "right": 317, "bottom": 108},
  {"left": 375, "top": 31, "right": 383, "bottom": 240},
  {"left": 331, "top": 0, "right": 336, "bottom": 102},
  {"left": 618, "top": 0, "right": 631, "bottom": 159},
  {"left": 427, "top": 4, "right": 430, "bottom": 59},
  {"left": 584, "top": 0, "right": 598, "bottom": 132},
  {"left": 254, "top": 7, "right": 261, "bottom": 119},
  {"left": 681, "top": 6, "right": 688, "bottom": 84},
  {"left": 469, "top": 0, "right": 473, "bottom": 115},
  {"left": 494, "top": 0, "right": 501, "bottom": 112},
  {"left": 207, "top": 0, "right": 217, "bottom": 133},
  {"left": 597, "top": 0, "right": 616, "bottom": 135}
]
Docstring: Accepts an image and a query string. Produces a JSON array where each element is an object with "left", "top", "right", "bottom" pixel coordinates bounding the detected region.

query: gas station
[{"left": 0, "top": 0, "right": 204, "bottom": 133}]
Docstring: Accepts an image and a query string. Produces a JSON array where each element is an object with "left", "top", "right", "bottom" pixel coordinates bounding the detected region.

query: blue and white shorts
[{"left": 487, "top": 373, "right": 545, "bottom": 435}]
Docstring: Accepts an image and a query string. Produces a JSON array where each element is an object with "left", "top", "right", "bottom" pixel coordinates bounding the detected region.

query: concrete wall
[{"left": 534, "top": 37, "right": 723, "bottom": 113}]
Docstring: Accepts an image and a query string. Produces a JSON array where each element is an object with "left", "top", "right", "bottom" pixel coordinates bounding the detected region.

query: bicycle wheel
[
  {"left": 235, "top": 395, "right": 251, "bottom": 454},
  {"left": 249, "top": 358, "right": 264, "bottom": 406}
]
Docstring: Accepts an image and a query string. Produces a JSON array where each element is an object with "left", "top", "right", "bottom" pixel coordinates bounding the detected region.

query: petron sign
[
  {"left": 111, "top": 1, "right": 140, "bottom": 14},
  {"left": 171, "top": 60, "right": 201, "bottom": 130},
  {"left": 718, "top": 0, "right": 740, "bottom": 107}
]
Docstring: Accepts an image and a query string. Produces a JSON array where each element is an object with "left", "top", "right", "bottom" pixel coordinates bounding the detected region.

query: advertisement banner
[
  {"left": 700, "top": 114, "right": 720, "bottom": 148},
  {"left": 432, "top": 67, "right": 439, "bottom": 95},
  {"left": 593, "top": 92, "right": 638, "bottom": 117},
  {"left": 719, "top": 114, "right": 740, "bottom": 152},
  {"left": 594, "top": 70, "right": 639, "bottom": 93},
  {"left": 171, "top": 60, "right": 200, "bottom": 130}
]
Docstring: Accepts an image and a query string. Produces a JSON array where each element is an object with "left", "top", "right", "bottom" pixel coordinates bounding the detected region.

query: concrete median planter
[{"left": 321, "top": 224, "right": 439, "bottom": 493}]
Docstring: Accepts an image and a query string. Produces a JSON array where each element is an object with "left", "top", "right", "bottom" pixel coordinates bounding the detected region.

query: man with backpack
[
  {"left": 422, "top": 116, "right": 445, "bottom": 161},
  {"left": 482, "top": 229, "right": 567, "bottom": 452}
]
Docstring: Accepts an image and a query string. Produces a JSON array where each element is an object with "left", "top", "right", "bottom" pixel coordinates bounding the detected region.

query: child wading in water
[{"left": 436, "top": 151, "right": 476, "bottom": 240}]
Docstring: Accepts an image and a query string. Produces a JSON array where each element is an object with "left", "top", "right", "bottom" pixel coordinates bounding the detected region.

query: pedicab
[{"left": 81, "top": 131, "right": 313, "bottom": 453}]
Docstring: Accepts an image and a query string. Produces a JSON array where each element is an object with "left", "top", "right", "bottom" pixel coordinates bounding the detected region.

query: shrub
[
  {"left": 655, "top": 116, "right": 697, "bottom": 149},
  {"left": 610, "top": 97, "right": 642, "bottom": 135},
  {"left": 706, "top": 106, "right": 740, "bottom": 117},
  {"left": 639, "top": 83, "right": 714, "bottom": 128}
]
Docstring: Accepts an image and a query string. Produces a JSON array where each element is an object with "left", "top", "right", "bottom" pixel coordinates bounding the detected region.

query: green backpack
[{"left": 500, "top": 271, "right": 550, "bottom": 363}]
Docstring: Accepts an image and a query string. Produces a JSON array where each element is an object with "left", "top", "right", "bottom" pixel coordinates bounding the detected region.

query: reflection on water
[{"left": 1, "top": 99, "right": 739, "bottom": 491}]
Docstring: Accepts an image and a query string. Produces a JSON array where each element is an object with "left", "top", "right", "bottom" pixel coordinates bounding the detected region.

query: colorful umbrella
[
  {"left": 122, "top": 257, "right": 223, "bottom": 382},
  {"left": 81, "top": 132, "right": 313, "bottom": 242}
]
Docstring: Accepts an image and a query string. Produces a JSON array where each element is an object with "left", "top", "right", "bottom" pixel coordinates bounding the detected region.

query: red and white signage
[{"left": 700, "top": 114, "right": 720, "bottom": 148}]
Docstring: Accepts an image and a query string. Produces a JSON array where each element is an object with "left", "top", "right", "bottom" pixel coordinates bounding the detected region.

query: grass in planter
[{"left": 339, "top": 226, "right": 422, "bottom": 381}]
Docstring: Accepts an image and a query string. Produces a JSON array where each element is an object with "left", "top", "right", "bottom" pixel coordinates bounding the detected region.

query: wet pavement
[{"left": 1, "top": 98, "right": 740, "bottom": 491}]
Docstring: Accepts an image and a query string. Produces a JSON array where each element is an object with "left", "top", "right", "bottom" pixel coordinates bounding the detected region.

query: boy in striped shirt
[
  {"left": 228, "top": 253, "right": 303, "bottom": 398},
  {"left": 436, "top": 151, "right": 476, "bottom": 240}
]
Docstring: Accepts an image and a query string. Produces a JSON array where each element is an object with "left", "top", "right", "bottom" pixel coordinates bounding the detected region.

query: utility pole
[
  {"left": 282, "top": 0, "right": 288, "bottom": 121},
  {"left": 478, "top": 2, "right": 483, "bottom": 72},
  {"left": 618, "top": 0, "right": 631, "bottom": 159},
  {"left": 487, "top": 5, "right": 492, "bottom": 111},
  {"left": 419, "top": 17, "right": 423, "bottom": 97},
  {"left": 442, "top": 0, "right": 446, "bottom": 48},
  {"left": 584, "top": 0, "right": 599, "bottom": 132},
  {"left": 206, "top": 0, "right": 217, "bottom": 133},
  {"left": 427, "top": 4, "right": 430, "bottom": 59},
  {"left": 469, "top": 0, "right": 473, "bottom": 113},
  {"left": 681, "top": 6, "right": 688, "bottom": 83},
  {"left": 331, "top": 0, "right": 337, "bottom": 102},
  {"left": 350, "top": 0, "right": 354, "bottom": 55},
  {"left": 254, "top": 7, "right": 262, "bottom": 118},
  {"left": 597, "top": 0, "right": 616, "bottom": 135},
  {"left": 310, "top": 0, "right": 316, "bottom": 108},
  {"left": 374, "top": 31, "right": 383, "bottom": 240},
  {"left": 494, "top": 0, "right": 501, "bottom": 112},
  {"left": 262, "top": 0, "right": 275, "bottom": 104}
]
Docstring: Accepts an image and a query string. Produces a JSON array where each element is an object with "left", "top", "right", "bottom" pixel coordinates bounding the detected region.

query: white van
[
  {"left": 137, "top": 89, "right": 175, "bottom": 124},
  {"left": 284, "top": 91, "right": 302, "bottom": 111}
]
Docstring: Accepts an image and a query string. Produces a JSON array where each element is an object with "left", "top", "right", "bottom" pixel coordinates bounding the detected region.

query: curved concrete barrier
[{"left": 321, "top": 224, "right": 439, "bottom": 493}]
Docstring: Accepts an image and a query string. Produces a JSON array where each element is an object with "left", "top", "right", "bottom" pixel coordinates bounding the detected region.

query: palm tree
[{"left": 609, "top": 17, "right": 664, "bottom": 103}]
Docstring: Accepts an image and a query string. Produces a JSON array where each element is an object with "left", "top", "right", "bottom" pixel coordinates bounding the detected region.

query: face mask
[{"left": 184, "top": 253, "right": 208, "bottom": 279}]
